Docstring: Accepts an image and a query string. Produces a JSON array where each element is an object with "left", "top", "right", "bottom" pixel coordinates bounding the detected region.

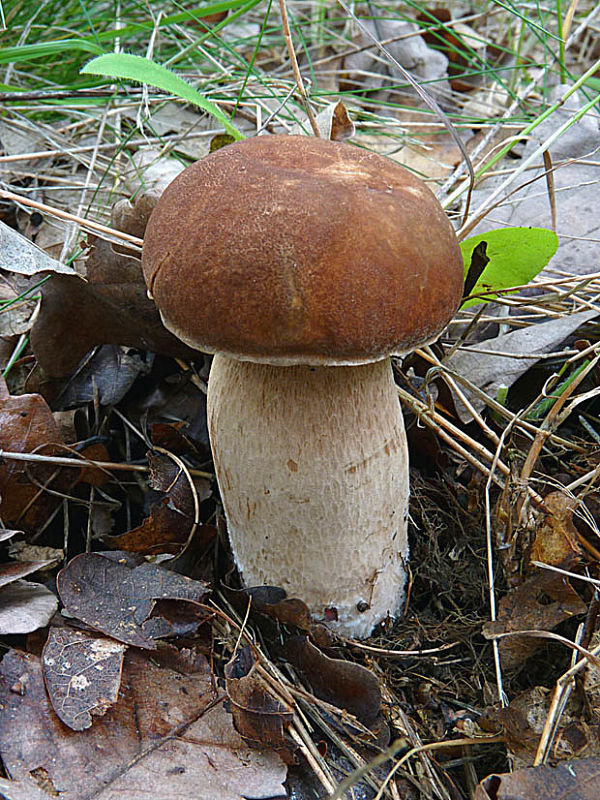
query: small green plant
[
  {"left": 460, "top": 226, "right": 559, "bottom": 308},
  {"left": 81, "top": 53, "right": 243, "bottom": 140}
]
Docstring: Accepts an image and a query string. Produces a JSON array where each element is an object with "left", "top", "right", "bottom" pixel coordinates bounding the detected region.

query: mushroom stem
[{"left": 207, "top": 353, "right": 409, "bottom": 638}]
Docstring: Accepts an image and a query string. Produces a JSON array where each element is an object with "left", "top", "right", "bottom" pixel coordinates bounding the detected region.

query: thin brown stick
[
  {"left": 278, "top": 0, "right": 320, "bottom": 136},
  {"left": 0, "top": 449, "right": 212, "bottom": 479},
  {"left": 0, "top": 188, "right": 143, "bottom": 248}
]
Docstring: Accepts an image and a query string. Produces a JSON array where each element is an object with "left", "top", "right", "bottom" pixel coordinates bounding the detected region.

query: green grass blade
[
  {"left": 0, "top": 39, "right": 104, "bottom": 64},
  {"left": 80, "top": 52, "right": 243, "bottom": 140}
]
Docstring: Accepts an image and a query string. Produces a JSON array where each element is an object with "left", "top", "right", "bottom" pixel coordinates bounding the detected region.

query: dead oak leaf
[
  {"left": 42, "top": 627, "right": 127, "bottom": 731},
  {"left": 57, "top": 552, "right": 210, "bottom": 648}
]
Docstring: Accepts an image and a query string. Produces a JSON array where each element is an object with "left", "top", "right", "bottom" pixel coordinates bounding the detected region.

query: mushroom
[{"left": 142, "top": 135, "right": 463, "bottom": 637}]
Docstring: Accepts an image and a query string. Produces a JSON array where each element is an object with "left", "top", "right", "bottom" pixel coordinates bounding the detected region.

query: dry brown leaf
[
  {"left": 0, "top": 648, "right": 287, "bottom": 799},
  {"left": 0, "top": 559, "right": 54, "bottom": 587},
  {"left": 42, "top": 628, "right": 127, "bottom": 731},
  {"left": 30, "top": 252, "right": 198, "bottom": 378},
  {"left": 0, "top": 580, "right": 57, "bottom": 635},
  {"left": 29, "top": 176, "right": 197, "bottom": 379},
  {"left": 225, "top": 646, "right": 296, "bottom": 763},
  {"left": 230, "top": 585, "right": 313, "bottom": 631},
  {"left": 476, "top": 757, "right": 600, "bottom": 799},
  {"left": 529, "top": 491, "right": 582, "bottom": 569},
  {"left": 283, "top": 635, "right": 381, "bottom": 727},
  {"left": 290, "top": 100, "right": 355, "bottom": 141},
  {"left": 482, "top": 572, "right": 587, "bottom": 670},
  {"left": 0, "top": 378, "right": 70, "bottom": 530},
  {"left": 57, "top": 553, "right": 210, "bottom": 648}
]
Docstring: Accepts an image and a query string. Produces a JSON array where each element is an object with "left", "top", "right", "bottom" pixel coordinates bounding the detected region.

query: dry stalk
[
  {"left": 278, "top": 0, "right": 320, "bottom": 137},
  {"left": 517, "top": 350, "right": 600, "bottom": 521},
  {"left": 534, "top": 639, "right": 600, "bottom": 765},
  {"left": 329, "top": 734, "right": 504, "bottom": 800},
  {"left": 0, "top": 448, "right": 212, "bottom": 478},
  {"left": 0, "top": 188, "right": 143, "bottom": 249}
]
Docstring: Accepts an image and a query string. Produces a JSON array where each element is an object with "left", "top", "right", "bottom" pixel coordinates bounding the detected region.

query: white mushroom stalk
[{"left": 208, "top": 355, "right": 409, "bottom": 637}]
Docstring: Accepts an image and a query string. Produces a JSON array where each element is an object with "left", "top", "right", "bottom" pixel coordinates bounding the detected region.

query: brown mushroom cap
[{"left": 142, "top": 135, "right": 464, "bottom": 365}]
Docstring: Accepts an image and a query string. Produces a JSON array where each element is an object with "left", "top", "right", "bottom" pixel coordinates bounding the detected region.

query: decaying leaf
[
  {"left": 28, "top": 177, "right": 198, "bottom": 378},
  {"left": 0, "top": 648, "right": 287, "bottom": 800},
  {"left": 230, "top": 585, "right": 313, "bottom": 631},
  {"left": 225, "top": 646, "right": 296, "bottom": 762},
  {"left": 57, "top": 552, "right": 210, "bottom": 648},
  {"left": 29, "top": 253, "right": 198, "bottom": 378},
  {"left": 42, "top": 344, "right": 154, "bottom": 408},
  {"left": 482, "top": 572, "right": 587, "bottom": 670},
  {"left": 476, "top": 757, "right": 600, "bottom": 799},
  {"left": 42, "top": 627, "right": 127, "bottom": 731},
  {"left": 0, "top": 775, "right": 54, "bottom": 800},
  {"left": 283, "top": 635, "right": 381, "bottom": 727},
  {"left": 0, "top": 559, "right": 55, "bottom": 587},
  {"left": 529, "top": 491, "right": 582, "bottom": 569}
]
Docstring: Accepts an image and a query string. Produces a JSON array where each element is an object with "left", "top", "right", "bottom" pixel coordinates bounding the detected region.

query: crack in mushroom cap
[{"left": 142, "top": 135, "right": 464, "bottom": 365}]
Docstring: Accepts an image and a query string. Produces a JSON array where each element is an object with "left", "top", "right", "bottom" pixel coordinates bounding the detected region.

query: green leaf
[
  {"left": 459, "top": 227, "right": 559, "bottom": 308},
  {"left": 81, "top": 53, "right": 243, "bottom": 140}
]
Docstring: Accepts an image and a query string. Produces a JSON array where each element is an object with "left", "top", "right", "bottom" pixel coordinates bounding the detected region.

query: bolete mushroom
[{"left": 142, "top": 135, "right": 463, "bottom": 637}]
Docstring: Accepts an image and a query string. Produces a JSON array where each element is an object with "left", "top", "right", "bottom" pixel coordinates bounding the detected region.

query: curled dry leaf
[
  {"left": 529, "top": 491, "right": 582, "bottom": 569},
  {"left": 0, "top": 528, "right": 22, "bottom": 541},
  {"left": 0, "top": 378, "right": 70, "bottom": 530},
  {"left": 42, "top": 628, "right": 127, "bottom": 731},
  {"left": 225, "top": 646, "right": 296, "bottom": 763},
  {"left": 0, "top": 648, "right": 287, "bottom": 800},
  {"left": 103, "top": 450, "right": 211, "bottom": 554},
  {"left": 283, "top": 635, "right": 381, "bottom": 727},
  {"left": 289, "top": 100, "right": 355, "bottom": 141},
  {"left": 57, "top": 553, "right": 210, "bottom": 648}
]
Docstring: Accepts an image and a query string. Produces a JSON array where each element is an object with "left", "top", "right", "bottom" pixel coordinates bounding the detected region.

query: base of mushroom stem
[
  {"left": 235, "top": 546, "right": 409, "bottom": 641},
  {"left": 207, "top": 354, "right": 410, "bottom": 639}
]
